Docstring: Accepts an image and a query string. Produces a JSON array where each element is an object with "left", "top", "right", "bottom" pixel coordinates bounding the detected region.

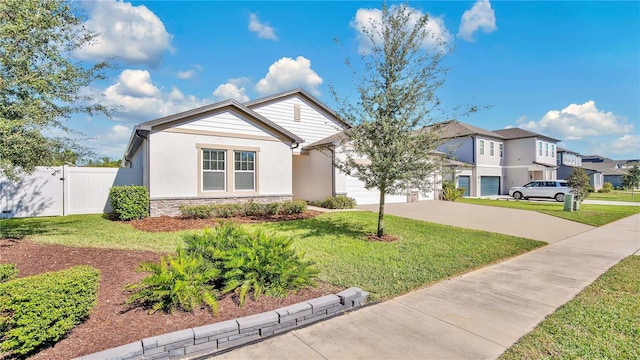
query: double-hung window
[
  {"left": 489, "top": 142, "right": 495, "bottom": 157},
  {"left": 234, "top": 151, "right": 255, "bottom": 191},
  {"left": 551, "top": 144, "right": 555, "bottom": 158},
  {"left": 499, "top": 143, "right": 504, "bottom": 158},
  {"left": 479, "top": 140, "right": 485, "bottom": 156},
  {"left": 545, "top": 143, "right": 549, "bottom": 157},
  {"left": 538, "top": 141, "right": 543, "bottom": 156},
  {"left": 202, "top": 149, "right": 225, "bottom": 191}
]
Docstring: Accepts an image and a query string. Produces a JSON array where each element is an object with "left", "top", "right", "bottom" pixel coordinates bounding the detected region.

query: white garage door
[{"left": 345, "top": 175, "right": 407, "bottom": 205}]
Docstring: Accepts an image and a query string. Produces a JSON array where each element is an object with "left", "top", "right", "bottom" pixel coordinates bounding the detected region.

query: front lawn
[
  {"left": 589, "top": 190, "right": 640, "bottom": 202},
  {"left": 0, "top": 212, "right": 543, "bottom": 301},
  {"left": 457, "top": 198, "right": 640, "bottom": 226},
  {"left": 500, "top": 256, "right": 640, "bottom": 360}
]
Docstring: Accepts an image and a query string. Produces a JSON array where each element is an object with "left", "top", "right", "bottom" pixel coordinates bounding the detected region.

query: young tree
[
  {"left": 0, "top": 0, "right": 112, "bottom": 179},
  {"left": 622, "top": 163, "right": 640, "bottom": 198},
  {"left": 566, "top": 167, "right": 591, "bottom": 203},
  {"left": 330, "top": 4, "right": 454, "bottom": 237}
]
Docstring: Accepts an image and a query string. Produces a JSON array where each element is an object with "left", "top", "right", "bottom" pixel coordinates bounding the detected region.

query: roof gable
[
  {"left": 493, "top": 128, "right": 560, "bottom": 142},
  {"left": 440, "top": 120, "right": 505, "bottom": 140}
]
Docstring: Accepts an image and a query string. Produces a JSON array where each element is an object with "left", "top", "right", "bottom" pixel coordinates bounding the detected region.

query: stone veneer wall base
[
  {"left": 75, "top": 287, "right": 368, "bottom": 360},
  {"left": 149, "top": 195, "right": 294, "bottom": 217}
]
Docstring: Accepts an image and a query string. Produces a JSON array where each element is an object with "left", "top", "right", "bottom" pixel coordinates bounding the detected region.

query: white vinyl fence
[{"left": 0, "top": 166, "right": 142, "bottom": 218}]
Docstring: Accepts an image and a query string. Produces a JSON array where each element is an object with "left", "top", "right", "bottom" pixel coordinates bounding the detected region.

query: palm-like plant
[{"left": 125, "top": 249, "right": 220, "bottom": 315}]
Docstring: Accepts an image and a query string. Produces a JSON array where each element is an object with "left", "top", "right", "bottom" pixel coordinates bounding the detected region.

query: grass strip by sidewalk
[
  {"left": 0, "top": 212, "right": 543, "bottom": 302},
  {"left": 500, "top": 256, "right": 640, "bottom": 360},
  {"left": 457, "top": 198, "right": 640, "bottom": 226},
  {"left": 589, "top": 190, "right": 640, "bottom": 203}
]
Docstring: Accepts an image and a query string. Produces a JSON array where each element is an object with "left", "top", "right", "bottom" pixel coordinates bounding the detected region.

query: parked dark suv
[{"left": 508, "top": 180, "right": 571, "bottom": 202}]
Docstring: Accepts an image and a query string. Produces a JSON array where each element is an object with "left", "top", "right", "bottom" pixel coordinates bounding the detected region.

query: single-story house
[{"left": 123, "top": 89, "right": 430, "bottom": 216}]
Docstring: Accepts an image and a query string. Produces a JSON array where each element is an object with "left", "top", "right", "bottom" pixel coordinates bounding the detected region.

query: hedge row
[
  {"left": 308, "top": 195, "right": 357, "bottom": 209},
  {"left": 179, "top": 200, "right": 307, "bottom": 219},
  {"left": 0, "top": 265, "right": 100, "bottom": 357}
]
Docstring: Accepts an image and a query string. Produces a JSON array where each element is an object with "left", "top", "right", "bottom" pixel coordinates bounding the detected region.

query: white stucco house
[{"left": 122, "top": 89, "right": 423, "bottom": 217}]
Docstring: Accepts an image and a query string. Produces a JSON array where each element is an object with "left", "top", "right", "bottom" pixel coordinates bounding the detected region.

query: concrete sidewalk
[{"left": 215, "top": 214, "right": 640, "bottom": 360}]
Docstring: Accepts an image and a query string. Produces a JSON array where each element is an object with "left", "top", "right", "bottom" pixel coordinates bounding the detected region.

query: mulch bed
[{"left": 0, "top": 210, "right": 343, "bottom": 359}]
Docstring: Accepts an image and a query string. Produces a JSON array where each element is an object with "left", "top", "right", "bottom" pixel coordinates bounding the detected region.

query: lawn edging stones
[{"left": 75, "top": 287, "right": 369, "bottom": 360}]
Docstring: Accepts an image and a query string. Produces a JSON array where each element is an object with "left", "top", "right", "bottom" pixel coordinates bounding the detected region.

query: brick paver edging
[{"left": 75, "top": 287, "right": 368, "bottom": 360}]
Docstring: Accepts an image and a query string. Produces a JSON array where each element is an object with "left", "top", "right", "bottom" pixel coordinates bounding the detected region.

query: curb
[{"left": 75, "top": 287, "right": 369, "bottom": 360}]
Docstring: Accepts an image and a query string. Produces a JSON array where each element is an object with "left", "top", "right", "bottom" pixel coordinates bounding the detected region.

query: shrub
[
  {"left": 0, "top": 266, "right": 100, "bottom": 356},
  {"left": 441, "top": 180, "right": 465, "bottom": 201},
  {"left": 214, "top": 203, "right": 243, "bottom": 218},
  {"left": 313, "top": 196, "right": 357, "bottom": 209},
  {"left": 179, "top": 204, "right": 215, "bottom": 219},
  {"left": 281, "top": 200, "right": 307, "bottom": 215},
  {"left": 125, "top": 249, "right": 220, "bottom": 315},
  {"left": 597, "top": 188, "right": 611, "bottom": 193},
  {"left": 264, "top": 202, "right": 282, "bottom": 216},
  {"left": 603, "top": 182, "right": 613, "bottom": 191},
  {"left": 221, "top": 228, "right": 317, "bottom": 305},
  {"left": 241, "top": 201, "right": 266, "bottom": 216},
  {"left": 0, "top": 264, "right": 18, "bottom": 283},
  {"left": 109, "top": 185, "right": 149, "bottom": 221}
]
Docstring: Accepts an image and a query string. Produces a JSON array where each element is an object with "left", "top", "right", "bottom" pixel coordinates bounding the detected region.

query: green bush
[
  {"left": 312, "top": 196, "right": 357, "bottom": 209},
  {"left": 441, "top": 180, "right": 465, "bottom": 201},
  {"left": 109, "top": 185, "right": 149, "bottom": 221},
  {"left": 281, "top": 200, "right": 307, "bottom": 215},
  {"left": 128, "top": 223, "right": 317, "bottom": 313},
  {"left": 0, "top": 264, "right": 18, "bottom": 283},
  {"left": 264, "top": 202, "right": 282, "bottom": 216},
  {"left": 179, "top": 204, "right": 215, "bottom": 219},
  {"left": 241, "top": 201, "right": 266, "bottom": 216},
  {"left": 213, "top": 203, "right": 243, "bottom": 218},
  {"left": 0, "top": 266, "right": 100, "bottom": 356},
  {"left": 603, "top": 182, "right": 613, "bottom": 191},
  {"left": 597, "top": 187, "right": 611, "bottom": 193},
  {"left": 126, "top": 249, "right": 220, "bottom": 315},
  {"left": 221, "top": 227, "right": 317, "bottom": 305}
]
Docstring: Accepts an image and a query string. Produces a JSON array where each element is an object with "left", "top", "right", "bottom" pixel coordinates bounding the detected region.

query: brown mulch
[
  {"left": 0, "top": 210, "right": 342, "bottom": 360},
  {"left": 365, "top": 234, "right": 399, "bottom": 242},
  {"left": 129, "top": 210, "right": 323, "bottom": 232}
]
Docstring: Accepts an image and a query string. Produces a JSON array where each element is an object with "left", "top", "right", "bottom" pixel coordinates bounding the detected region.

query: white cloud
[
  {"left": 248, "top": 13, "right": 278, "bottom": 40},
  {"left": 255, "top": 56, "right": 323, "bottom": 96},
  {"left": 85, "top": 124, "right": 132, "bottom": 159},
  {"left": 104, "top": 69, "right": 207, "bottom": 121},
  {"left": 351, "top": 5, "right": 452, "bottom": 54},
  {"left": 176, "top": 65, "right": 203, "bottom": 80},
  {"left": 77, "top": 0, "right": 174, "bottom": 66},
  {"left": 594, "top": 135, "right": 640, "bottom": 158},
  {"left": 457, "top": 0, "right": 497, "bottom": 42},
  {"left": 213, "top": 82, "right": 250, "bottom": 102},
  {"left": 520, "top": 101, "right": 634, "bottom": 141}
]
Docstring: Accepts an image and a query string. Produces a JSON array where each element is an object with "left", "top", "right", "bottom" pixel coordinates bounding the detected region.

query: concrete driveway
[{"left": 357, "top": 201, "right": 594, "bottom": 243}]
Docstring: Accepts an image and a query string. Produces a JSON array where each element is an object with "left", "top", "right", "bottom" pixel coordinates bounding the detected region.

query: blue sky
[{"left": 72, "top": 1, "right": 640, "bottom": 160}]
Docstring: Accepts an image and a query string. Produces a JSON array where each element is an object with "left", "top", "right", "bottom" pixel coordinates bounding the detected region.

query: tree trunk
[{"left": 377, "top": 189, "right": 386, "bottom": 237}]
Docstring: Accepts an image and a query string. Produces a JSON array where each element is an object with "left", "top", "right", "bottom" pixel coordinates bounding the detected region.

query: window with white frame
[
  {"left": 545, "top": 143, "right": 549, "bottom": 157},
  {"left": 234, "top": 151, "right": 255, "bottom": 190},
  {"left": 538, "top": 141, "right": 543, "bottom": 156},
  {"left": 479, "top": 140, "right": 485, "bottom": 156},
  {"left": 499, "top": 143, "right": 504, "bottom": 158},
  {"left": 490, "top": 142, "right": 495, "bottom": 157},
  {"left": 202, "top": 149, "right": 226, "bottom": 191},
  {"left": 551, "top": 144, "right": 555, "bottom": 158}
]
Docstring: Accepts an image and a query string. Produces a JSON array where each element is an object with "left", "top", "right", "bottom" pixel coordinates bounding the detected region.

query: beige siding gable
[
  {"left": 174, "top": 110, "right": 279, "bottom": 140},
  {"left": 251, "top": 95, "right": 345, "bottom": 144}
]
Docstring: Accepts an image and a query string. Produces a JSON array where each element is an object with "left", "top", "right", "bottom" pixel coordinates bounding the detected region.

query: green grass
[
  {"left": 589, "top": 190, "right": 640, "bottom": 202},
  {"left": 457, "top": 198, "right": 640, "bottom": 226},
  {"left": 255, "top": 212, "right": 543, "bottom": 301},
  {"left": 0, "top": 214, "right": 188, "bottom": 252},
  {"left": 0, "top": 212, "right": 544, "bottom": 302},
  {"left": 500, "top": 256, "right": 640, "bottom": 360}
]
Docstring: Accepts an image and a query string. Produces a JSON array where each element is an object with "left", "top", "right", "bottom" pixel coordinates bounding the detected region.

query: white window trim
[
  {"left": 479, "top": 140, "right": 485, "bottom": 156},
  {"left": 196, "top": 144, "right": 260, "bottom": 196},
  {"left": 499, "top": 143, "right": 504, "bottom": 158},
  {"left": 201, "top": 149, "right": 226, "bottom": 192},
  {"left": 233, "top": 150, "right": 256, "bottom": 191},
  {"left": 489, "top": 141, "right": 495, "bottom": 157}
]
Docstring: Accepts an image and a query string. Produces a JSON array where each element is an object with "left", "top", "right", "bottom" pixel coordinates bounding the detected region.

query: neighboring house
[
  {"left": 556, "top": 147, "right": 582, "bottom": 179},
  {"left": 122, "top": 89, "right": 423, "bottom": 217},
  {"left": 492, "top": 128, "right": 560, "bottom": 194},
  {"left": 581, "top": 155, "right": 630, "bottom": 189},
  {"left": 438, "top": 121, "right": 506, "bottom": 197}
]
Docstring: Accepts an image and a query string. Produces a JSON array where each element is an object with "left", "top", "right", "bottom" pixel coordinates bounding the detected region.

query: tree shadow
[
  {"left": 267, "top": 213, "right": 372, "bottom": 240},
  {"left": 0, "top": 217, "right": 87, "bottom": 240}
]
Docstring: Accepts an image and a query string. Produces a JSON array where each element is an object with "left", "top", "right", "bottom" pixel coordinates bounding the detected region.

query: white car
[{"left": 509, "top": 180, "right": 571, "bottom": 202}]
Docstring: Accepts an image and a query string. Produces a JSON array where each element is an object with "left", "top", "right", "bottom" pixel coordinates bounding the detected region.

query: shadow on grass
[
  {"left": 0, "top": 217, "right": 86, "bottom": 239},
  {"left": 266, "top": 213, "right": 371, "bottom": 240}
]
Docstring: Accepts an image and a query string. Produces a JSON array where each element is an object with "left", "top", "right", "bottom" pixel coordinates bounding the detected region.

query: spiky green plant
[
  {"left": 125, "top": 249, "right": 220, "bottom": 315},
  {"left": 221, "top": 228, "right": 318, "bottom": 305}
]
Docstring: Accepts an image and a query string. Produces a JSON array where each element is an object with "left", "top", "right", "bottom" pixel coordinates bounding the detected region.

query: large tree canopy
[
  {"left": 331, "top": 4, "right": 455, "bottom": 237},
  {"left": 0, "top": 0, "right": 111, "bottom": 179}
]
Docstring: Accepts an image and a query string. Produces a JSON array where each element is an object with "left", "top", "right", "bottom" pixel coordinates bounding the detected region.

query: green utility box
[{"left": 563, "top": 193, "right": 574, "bottom": 212}]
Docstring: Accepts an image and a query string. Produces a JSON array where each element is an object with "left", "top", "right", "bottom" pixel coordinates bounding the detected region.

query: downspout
[
  {"left": 123, "top": 129, "right": 149, "bottom": 167},
  {"left": 331, "top": 148, "right": 336, "bottom": 197}
]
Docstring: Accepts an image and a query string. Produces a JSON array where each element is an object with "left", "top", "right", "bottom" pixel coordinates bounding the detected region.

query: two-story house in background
[{"left": 439, "top": 121, "right": 561, "bottom": 197}]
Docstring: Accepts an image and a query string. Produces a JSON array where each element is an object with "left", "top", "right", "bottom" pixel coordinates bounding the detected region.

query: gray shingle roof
[
  {"left": 493, "top": 128, "right": 560, "bottom": 142},
  {"left": 439, "top": 120, "right": 505, "bottom": 139}
]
